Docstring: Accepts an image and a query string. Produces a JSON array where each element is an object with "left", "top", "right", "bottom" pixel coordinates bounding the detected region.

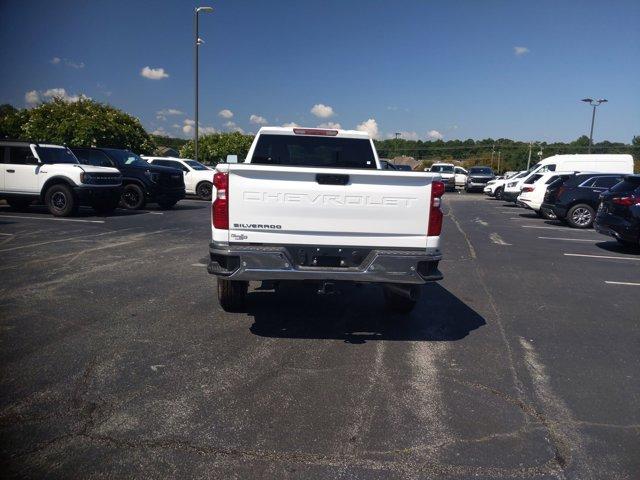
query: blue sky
[{"left": 1, "top": 0, "right": 638, "bottom": 143}]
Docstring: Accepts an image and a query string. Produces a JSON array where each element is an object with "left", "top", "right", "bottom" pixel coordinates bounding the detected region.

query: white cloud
[
  {"left": 182, "top": 125, "right": 193, "bottom": 134},
  {"left": 200, "top": 126, "right": 218, "bottom": 135},
  {"left": 26, "top": 87, "right": 87, "bottom": 105},
  {"left": 514, "top": 46, "right": 530, "bottom": 56},
  {"left": 356, "top": 118, "right": 379, "bottom": 139},
  {"left": 223, "top": 121, "right": 245, "bottom": 133},
  {"left": 311, "top": 103, "right": 334, "bottom": 118},
  {"left": 152, "top": 127, "right": 168, "bottom": 136},
  {"left": 183, "top": 118, "right": 196, "bottom": 126},
  {"left": 156, "top": 108, "right": 184, "bottom": 121},
  {"left": 141, "top": 66, "right": 169, "bottom": 80},
  {"left": 427, "top": 129, "right": 443, "bottom": 140},
  {"left": 282, "top": 122, "right": 299, "bottom": 128},
  {"left": 51, "top": 57, "right": 84, "bottom": 68},
  {"left": 250, "top": 114, "right": 268, "bottom": 125},
  {"left": 25, "top": 90, "right": 40, "bottom": 105},
  {"left": 218, "top": 109, "right": 234, "bottom": 119},
  {"left": 318, "top": 122, "right": 342, "bottom": 129}
]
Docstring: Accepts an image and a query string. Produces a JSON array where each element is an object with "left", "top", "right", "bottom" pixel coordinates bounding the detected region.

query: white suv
[
  {"left": 0, "top": 141, "right": 122, "bottom": 216},
  {"left": 143, "top": 156, "right": 213, "bottom": 200}
]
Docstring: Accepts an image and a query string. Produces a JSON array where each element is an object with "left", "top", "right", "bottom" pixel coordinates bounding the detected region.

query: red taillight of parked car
[
  {"left": 212, "top": 172, "right": 229, "bottom": 229},
  {"left": 522, "top": 186, "right": 534, "bottom": 192},
  {"left": 428, "top": 180, "right": 445, "bottom": 236},
  {"left": 612, "top": 195, "right": 640, "bottom": 207}
]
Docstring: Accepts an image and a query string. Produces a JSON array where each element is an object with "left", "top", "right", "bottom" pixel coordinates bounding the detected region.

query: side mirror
[{"left": 226, "top": 154, "right": 238, "bottom": 164}]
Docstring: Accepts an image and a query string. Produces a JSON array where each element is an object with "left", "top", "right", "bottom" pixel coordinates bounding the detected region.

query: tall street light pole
[
  {"left": 581, "top": 98, "right": 607, "bottom": 154},
  {"left": 195, "top": 6, "right": 213, "bottom": 163}
]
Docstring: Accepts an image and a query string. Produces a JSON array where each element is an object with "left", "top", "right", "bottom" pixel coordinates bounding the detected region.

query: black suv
[
  {"left": 541, "top": 172, "right": 627, "bottom": 228},
  {"left": 465, "top": 166, "right": 495, "bottom": 192},
  {"left": 595, "top": 175, "right": 640, "bottom": 247},
  {"left": 72, "top": 148, "right": 185, "bottom": 209}
]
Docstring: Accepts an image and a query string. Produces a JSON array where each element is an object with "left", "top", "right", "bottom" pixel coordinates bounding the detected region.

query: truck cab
[{"left": 207, "top": 127, "right": 445, "bottom": 313}]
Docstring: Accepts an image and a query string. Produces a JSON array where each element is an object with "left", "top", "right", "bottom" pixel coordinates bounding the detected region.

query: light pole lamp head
[
  {"left": 196, "top": 6, "right": 213, "bottom": 13},
  {"left": 581, "top": 98, "right": 594, "bottom": 104},
  {"left": 597, "top": 99, "right": 608, "bottom": 104}
]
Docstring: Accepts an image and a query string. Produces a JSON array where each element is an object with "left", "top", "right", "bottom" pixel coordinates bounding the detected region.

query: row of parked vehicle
[
  {"left": 0, "top": 140, "right": 215, "bottom": 216},
  {"left": 483, "top": 153, "right": 639, "bottom": 247}
]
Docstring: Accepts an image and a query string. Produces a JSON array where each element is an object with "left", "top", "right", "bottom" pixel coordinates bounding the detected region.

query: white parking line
[
  {"left": 0, "top": 214, "right": 104, "bottom": 224},
  {"left": 490, "top": 232, "right": 511, "bottom": 245},
  {"left": 0, "top": 232, "right": 14, "bottom": 236},
  {"left": 191, "top": 263, "right": 207, "bottom": 267},
  {"left": 522, "top": 225, "right": 595, "bottom": 232},
  {"left": 538, "top": 237, "right": 597, "bottom": 242},
  {"left": 605, "top": 281, "right": 640, "bottom": 286},
  {"left": 564, "top": 253, "right": 640, "bottom": 261}
]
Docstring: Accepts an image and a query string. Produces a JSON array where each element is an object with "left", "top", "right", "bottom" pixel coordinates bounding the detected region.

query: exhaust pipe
[{"left": 384, "top": 284, "right": 420, "bottom": 301}]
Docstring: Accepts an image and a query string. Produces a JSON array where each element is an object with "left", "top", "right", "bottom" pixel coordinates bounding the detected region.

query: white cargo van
[{"left": 502, "top": 154, "right": 634, "bottom": 202}]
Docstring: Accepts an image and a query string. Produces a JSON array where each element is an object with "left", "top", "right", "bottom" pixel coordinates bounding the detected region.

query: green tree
[
  {"left": 0, "top": 104, "right": 27, "bottom": 139},
  {"left": 21, "top": 98, "right": 156, "bottom": 153},
  {"left": 180, "top": 132, "right": 255, "bottom": 164}
]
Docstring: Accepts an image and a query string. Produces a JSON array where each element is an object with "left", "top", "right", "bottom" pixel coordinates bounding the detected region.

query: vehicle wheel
[
  {"left": 217, "top": 279, "right": 248, "bottom": 312},
  {"left": 6, "top": 198, "right": 32, "bottom": 210},
  {"left": 120, "top": 184, "right": 146, "bottom": 210},
  {"left": 158, "top": 200, "right": 178, "bottom": 210},
  {"left": 91, "top": 199, "right": 119, "bottom": 214},
  {"left": 540, "top": 209, "right": 556, "bottom": 220},
  {"left": 196, "top": 181, "right": 213, "bottom": 201},
  {"left": 494, "top": 187, "right": 503, "bottom": 200},
  {"left": 567, "top": 204, "right": 595, "bottom": 229},
  {"left": 383, "top": 285, "right": 419, "bottom": 313},
  {"left": 45, "top": 184, "right": 78, "bottom": 217}
]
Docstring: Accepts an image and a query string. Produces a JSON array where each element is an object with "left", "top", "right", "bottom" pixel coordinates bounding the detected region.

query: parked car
[
  {"left": 595, "top": 174, "right": 640, "bottom": 247},
  {"left": 0, "top": 140, "right": 122, "bottom": 216},
  {"left": 454, "top": 166, "right": 468, "bottom": 187},
  {"left": 207, "top": 126, "right": 444, "bottom": 313},
  {"left": 484, "top": 171, "right": 526, "bottom": 199},
  {"left": 395, "top": 164, "right": 413, "bottom": 171},
  {"left": 144, "top": 156, "right": 214, "bottom": 200},
  {"left": 502, "top": 154, "right": 634, "bottom": 203},
  {"left": 541, "top": 172, "right": 628, "bottom": 228},
  {"left": 429, "top": 163, "right": 456, "bottom": 191},
  {"left": 465, "top": 166, "right": 495, "bottom": 192},
  {"left": 379, "top": 159, "right": 396, "bottom": 170},
  {"left": 517, "top": 172, "right": 574, "bottom": 218},
  {"left": 72, "top": 148, "right": 185, "bottom": 210}
]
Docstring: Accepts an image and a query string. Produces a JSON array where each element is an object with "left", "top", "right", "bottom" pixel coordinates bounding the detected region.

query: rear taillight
[
  {"left": 212, "top": 172, "right": 229, "bottom": 229},
  {"left": 428, "top": 181, "right": 445, "bottom": 236},
  {"left": 522, "top": 186, "right": 534, "bottom": 193},
  {"left": 612, "top": 195, "right": 640, "bottom": 206}
]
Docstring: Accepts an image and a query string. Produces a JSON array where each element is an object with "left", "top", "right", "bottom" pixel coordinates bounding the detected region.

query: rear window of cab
[{"left": 251, "top": 134, "right": 376, "bottom": 169}]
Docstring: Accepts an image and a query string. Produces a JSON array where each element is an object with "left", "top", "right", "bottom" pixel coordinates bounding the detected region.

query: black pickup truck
[{"left": 72, "top": 147, "right": 185, "bottom": 209}]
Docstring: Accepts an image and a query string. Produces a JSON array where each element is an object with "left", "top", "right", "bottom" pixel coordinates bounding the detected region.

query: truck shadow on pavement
[{"left": 248, "top": 283, "right": 485, "bottom": 343}]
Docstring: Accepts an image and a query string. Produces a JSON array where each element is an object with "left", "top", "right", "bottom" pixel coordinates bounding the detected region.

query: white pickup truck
[{"left": 207, "top": 127, "right": 445, "bottom": 313}]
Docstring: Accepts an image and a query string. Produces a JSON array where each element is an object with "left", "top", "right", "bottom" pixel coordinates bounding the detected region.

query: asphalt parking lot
[{"left": 1, "top": 194, "right": 638, "bottom": 479}]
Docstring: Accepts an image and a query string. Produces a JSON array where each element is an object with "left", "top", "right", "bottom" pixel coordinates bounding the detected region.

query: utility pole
[
  {"left": 581, "top": 98, "right": 607, "bottom": 154},
  {"left": 395, "top": 132, "right": 401, "bottom": 158},
  {"left": 194, "top": 6, "right": 213, "bottom": 163},
  {"left": 497, "top": 150, "right": 501, "bottom": 173},
  {"left": 527, "top": 142, "right": 533, "bottom": 170},
  {"left": 490, "top": 144, "right": 495, "bottom": 169}
]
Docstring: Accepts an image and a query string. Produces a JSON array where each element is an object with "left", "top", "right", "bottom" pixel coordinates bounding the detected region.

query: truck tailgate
[{"left": 225, "top": 164, "right": 434, "bottom": 249}]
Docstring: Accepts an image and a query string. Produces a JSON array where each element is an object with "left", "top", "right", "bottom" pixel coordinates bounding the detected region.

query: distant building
[{"left": 155, "top": 146, "right": 180, "bottom": 157}]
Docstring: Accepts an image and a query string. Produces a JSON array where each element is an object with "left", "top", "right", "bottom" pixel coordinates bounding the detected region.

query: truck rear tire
[
  {"left": 217, "top": 279, "right": 248, "bottom": 312},
  {"left": 383, "top": 285, "right": 419, "bottom": 313},
  {"left": 45, "top": 184, "right": 78, "bottom": 217}
]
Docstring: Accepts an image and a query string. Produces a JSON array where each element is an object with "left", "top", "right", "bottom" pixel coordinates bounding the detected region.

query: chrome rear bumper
[{"left": 208, "top": 243, "right": 442, "bottom": 284}]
